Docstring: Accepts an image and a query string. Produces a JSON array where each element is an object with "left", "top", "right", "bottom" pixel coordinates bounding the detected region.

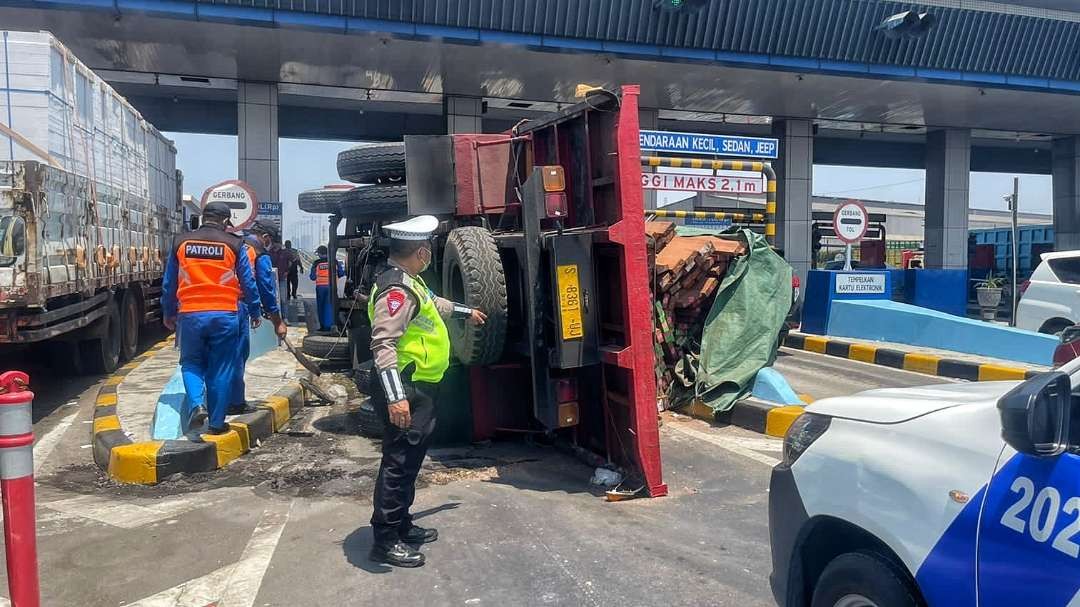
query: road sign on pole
[
  {"left": 639, "top": 130, "right": 779, "bottom": 159},
  {"left": 833, "top": 200, "right": 869, "bottom": 271},
  {"left": 201, "top": 180, "right": 258, "bottom": 231},
  {"left": 258, "top": 201, "right": 283, "bottom": 233}
]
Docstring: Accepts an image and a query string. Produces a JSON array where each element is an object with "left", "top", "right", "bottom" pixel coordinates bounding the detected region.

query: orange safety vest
[
  {"left": 174, "top": 227, "right": 243, "bottom": 313},
  {"left": 315, "top": 261, "right": 330, "bottom": 287}
]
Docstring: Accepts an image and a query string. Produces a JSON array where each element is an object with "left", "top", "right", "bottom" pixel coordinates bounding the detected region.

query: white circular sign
[
  {"left": 201, "top": 180, "right": 258, "bottom": 231},
  {"left": 833, "top": 200, "right": 869, "bottom": 244}
]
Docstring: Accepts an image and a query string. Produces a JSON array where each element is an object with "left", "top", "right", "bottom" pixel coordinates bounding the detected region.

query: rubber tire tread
[
  {"left": 120, "top": 288, "right": 140, "bottom": 362},
  {"left": 339, "top": 185, "right": 408, "bottom": 222},
  {"left": 302, "top": 334, "right": 351, "bottom": 361},
  {"left": 337, "top": 143, "right": 406, "bottom": 184},
  {"left": 810, "top": 551, "right": 920, "bottom": 607},
  {"left": 442, "top": 227, "right": 508, "bottom": 365},
  {"left": 82, "top": 301, "right": 122, "bottom": 375},
  {"left": 356, "top": 398, "right": 385, "bottom": 437},
  {"left": 299, "top": 188, "right": 349, "bottom": 214}
]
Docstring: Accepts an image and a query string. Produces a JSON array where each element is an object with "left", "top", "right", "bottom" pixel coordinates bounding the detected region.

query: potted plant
[{"left": 976, "top": 275, "right": 1005, "bottom": 320}]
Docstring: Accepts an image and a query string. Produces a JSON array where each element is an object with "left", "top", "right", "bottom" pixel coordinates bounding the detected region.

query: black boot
[
  {"left": 400, "top": 525, "right": 438, "bottom": 544},
  {"left": 188, "top": 406, "right": 208, "bottom": 428},
  {"left": 369, "top": 542, "right": 425, "bottom": 568}
]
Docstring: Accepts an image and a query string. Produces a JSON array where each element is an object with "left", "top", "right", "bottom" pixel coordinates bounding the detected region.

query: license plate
[{"left": 556, "top": 264, "right": 584, "bottom": 340}]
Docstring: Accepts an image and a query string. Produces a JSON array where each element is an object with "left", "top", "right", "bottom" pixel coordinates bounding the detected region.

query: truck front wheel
[
  {"left": 82, "top": 300, "right": 122, "bottom": 374},
  {"left": 442, "top": 227, "right": 507, "bottom": 365}
]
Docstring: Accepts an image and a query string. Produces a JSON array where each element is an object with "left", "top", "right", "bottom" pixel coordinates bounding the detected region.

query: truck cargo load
[{"left": 0, "top": 30, "right": 182, "bottom": 372}]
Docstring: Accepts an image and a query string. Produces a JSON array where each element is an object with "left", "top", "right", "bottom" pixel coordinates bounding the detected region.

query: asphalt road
[
  {"left": 774, "top": 347, "right": 958, "bottom": 401},
  {"left": 4, "top": 341, "right": 959, "bottom": 605}
]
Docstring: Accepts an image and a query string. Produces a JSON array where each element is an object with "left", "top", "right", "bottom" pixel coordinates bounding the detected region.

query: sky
[{"left": 167, "top": 132, "right": 1055, "bottom": 243}]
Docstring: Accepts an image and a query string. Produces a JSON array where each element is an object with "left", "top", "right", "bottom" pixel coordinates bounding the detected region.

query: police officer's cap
[
  {"left": 203, "top": 201, "right": 232, "bottom": 219},
  {"left": 382, "top": 216, "right": 438, "bottom": 241}
]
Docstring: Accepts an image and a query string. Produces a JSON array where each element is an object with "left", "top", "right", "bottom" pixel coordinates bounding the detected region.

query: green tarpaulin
[{"left": 674, "top": 227, "right": 793, "bottom": 413}]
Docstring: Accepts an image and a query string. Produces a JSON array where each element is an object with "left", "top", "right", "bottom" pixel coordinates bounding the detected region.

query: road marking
[
  {"left": 42, "top": 488, "right": 238, "bottom": 529},
  {"left": 666, "top": 423, "right": 781, "bottom": 467},
  {"left": 126, "top": 501, "right": 291, "bottom": 607},
  {"left": 33, "top": 407, "right": 78, "bottom": 474}
]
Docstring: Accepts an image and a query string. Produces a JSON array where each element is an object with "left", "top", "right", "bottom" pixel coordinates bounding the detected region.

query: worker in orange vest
[
  {"left": 231, "top": 221, "right": 288, "bottom": 413},
  {"left": 310, "top": 245, "right": 345, "bottom": 331},
  {"left": 161, "top": 201, "right": 263, "bottom": 434}
]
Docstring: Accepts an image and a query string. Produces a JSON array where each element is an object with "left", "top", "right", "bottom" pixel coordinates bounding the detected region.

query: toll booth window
[
  {"left": 1049, "top": 258, "right": 1080, "bottom": 285},
  {"left": 0, "top": 216, "right": 25, "bottom": 266}
]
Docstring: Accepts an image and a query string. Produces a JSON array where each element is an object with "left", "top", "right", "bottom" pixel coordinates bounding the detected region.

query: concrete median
[{"left": 92, "top": 336, "right": 310, "bottom": 485}]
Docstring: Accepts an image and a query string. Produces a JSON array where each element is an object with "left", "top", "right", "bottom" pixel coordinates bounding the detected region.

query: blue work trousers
[
  {"left": 178, "top": 311, "right": 240, "bottom": 430},
  {"left": 231, "top": 302, "right": 252, "bottom": 407},
  {"left": 315, "top": 285, "right": 334, "bottom": 330}
]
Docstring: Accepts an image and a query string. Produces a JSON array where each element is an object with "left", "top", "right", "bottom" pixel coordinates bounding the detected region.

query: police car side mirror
[{"left": 998, "top": 371, "right": 1071, "bottom": 458}]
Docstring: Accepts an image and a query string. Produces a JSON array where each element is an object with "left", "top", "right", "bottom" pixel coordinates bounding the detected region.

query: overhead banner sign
[
  {"left": 259, "top": 201, "right": 283, "bottom": 232},
  {"left": 201, "top": 179, "right": 257, "bottom": 231},
  {"left": 640, "top": 129, "right": 779, "bottom": 159},
  {"left": 641, "top": 172, "right": 764, "bottom": 194}
]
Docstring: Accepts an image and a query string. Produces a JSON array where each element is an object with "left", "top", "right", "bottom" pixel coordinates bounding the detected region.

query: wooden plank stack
[{"left": 647, "top": 222, "right": 746, "bottom": 410}]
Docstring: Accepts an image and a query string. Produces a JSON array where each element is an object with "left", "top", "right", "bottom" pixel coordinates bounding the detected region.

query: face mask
[{"left": 418, "top": 248, "right": 432, "bottom": 273}]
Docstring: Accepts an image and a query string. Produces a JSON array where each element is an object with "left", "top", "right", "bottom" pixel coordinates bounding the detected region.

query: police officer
[
  {"left": 161, "top": 201, "right": 262, "bottom": 434},
  {"left": 367, "top": 215, "right": 486, "bottom": 568},
  {"left": 310, "top": 245, "right": 345, "bottom": 331},
  {"left": 230, "top": 221, "right": 288, "bottom": 414}
]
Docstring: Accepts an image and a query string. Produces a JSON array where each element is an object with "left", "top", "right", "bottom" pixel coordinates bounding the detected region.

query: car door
[{"left": 976, "top": 444, "right": 1080, "bottom": 605}]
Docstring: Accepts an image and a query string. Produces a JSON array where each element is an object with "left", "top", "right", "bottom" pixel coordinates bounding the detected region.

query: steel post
[{"left": 0, "top": 371, "right": 38, "bottom": 607}]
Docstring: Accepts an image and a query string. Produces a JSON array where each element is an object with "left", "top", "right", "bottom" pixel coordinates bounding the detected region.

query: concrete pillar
[
  {"left": 1053, "top": 137, "right": 1080, "bottom": 251},
  {"left": 445, "top": 95, "right": 483, "bottom": 134},
  {"left": 772, "top": 119, "right": 814, "bottom": 281},
  {"left": 639, "top": 108, "right": 659, "bottom": 211},
  {"left": 924, "top": 129, "right": 970, "bottom": 270},
  {"left": 238, "top": 82, "right": 279, "bottom": 203}
]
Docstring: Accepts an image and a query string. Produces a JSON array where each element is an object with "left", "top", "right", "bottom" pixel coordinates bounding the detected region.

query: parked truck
[{"left": 0, "top": 31, "right": 182, "bottom": 373}]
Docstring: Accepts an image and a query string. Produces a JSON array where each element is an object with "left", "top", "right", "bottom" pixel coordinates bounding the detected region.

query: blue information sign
[
  {"left": 258, "top": 201, "right": 283, "bottom": 232},
  {"left": 639, "top": 129, "right": 779, "bottom": 159}
]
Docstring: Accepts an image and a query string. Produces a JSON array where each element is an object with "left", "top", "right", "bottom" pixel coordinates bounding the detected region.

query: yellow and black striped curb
[
  {"left": 782, "top": 333, "right": 1043, "bottom": 382},
  {"left": 681, "top": 398, "right": 805, "bottom": 438},
  {"left": 92, "top": 341, "right": 308, "bottom": 485}
]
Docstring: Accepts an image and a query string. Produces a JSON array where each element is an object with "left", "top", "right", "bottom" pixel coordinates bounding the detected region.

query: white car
[
  {"left": 768, "top": 369, "right": 1079, "bottom": 607},
  {"left": 1016, "top": 250, "right": 1080, "bottom": 334}
]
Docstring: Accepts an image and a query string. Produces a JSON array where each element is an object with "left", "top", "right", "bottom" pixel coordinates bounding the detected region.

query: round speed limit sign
[{"left": 833, "top": 200, "right": 869, "bottom": 244}]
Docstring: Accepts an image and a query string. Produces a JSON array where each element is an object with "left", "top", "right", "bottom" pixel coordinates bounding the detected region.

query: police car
[{"left": 769, "top": 366, "right": 1080, "bottom": 607}]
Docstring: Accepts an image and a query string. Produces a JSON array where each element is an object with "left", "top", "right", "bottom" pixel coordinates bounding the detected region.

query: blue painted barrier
[
  {"left": 800, "top": 270, "right": 892, "bottom": 335},
  {"left": 751, "top": 367, "right": 803, "bottom": 405},
  {"left": 904, "top": 269, "right": 968, "bottom": 317},
  {"left": 827, "top": 299, "right": 1057, "bottom": 365}
]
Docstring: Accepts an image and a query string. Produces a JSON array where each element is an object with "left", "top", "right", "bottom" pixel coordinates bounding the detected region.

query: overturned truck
[{"left": 330, "top": 86, "right": 665, "bottom": 497}]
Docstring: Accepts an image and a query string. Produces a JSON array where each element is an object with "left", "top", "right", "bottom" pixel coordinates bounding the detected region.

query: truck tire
[
  {"left": 82, "top": 300, "right": 122, "bottom": 374},
  {"left": 119, "top": 288, "right": 140, "bottom": 362},
  {"left": 302, "top": 334, "right": 350, "bottom": 361},
  {"left": 353, "top": 360, "right": 374, "bottom": 394},
  {"left": 442, "top": 227, "right": 508, "bottom": 365},
  {"left": 337, "top": 143, "right": 406, "bottom": 184},
  {"left": 298, "top": 187, "right": 350, "bottom": 214},
  {"left": 356, "top": 398, "right": 385, "bottom": 437},
  {"left": 338, "top": 185, "right": 408, "bottom": 222}
]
